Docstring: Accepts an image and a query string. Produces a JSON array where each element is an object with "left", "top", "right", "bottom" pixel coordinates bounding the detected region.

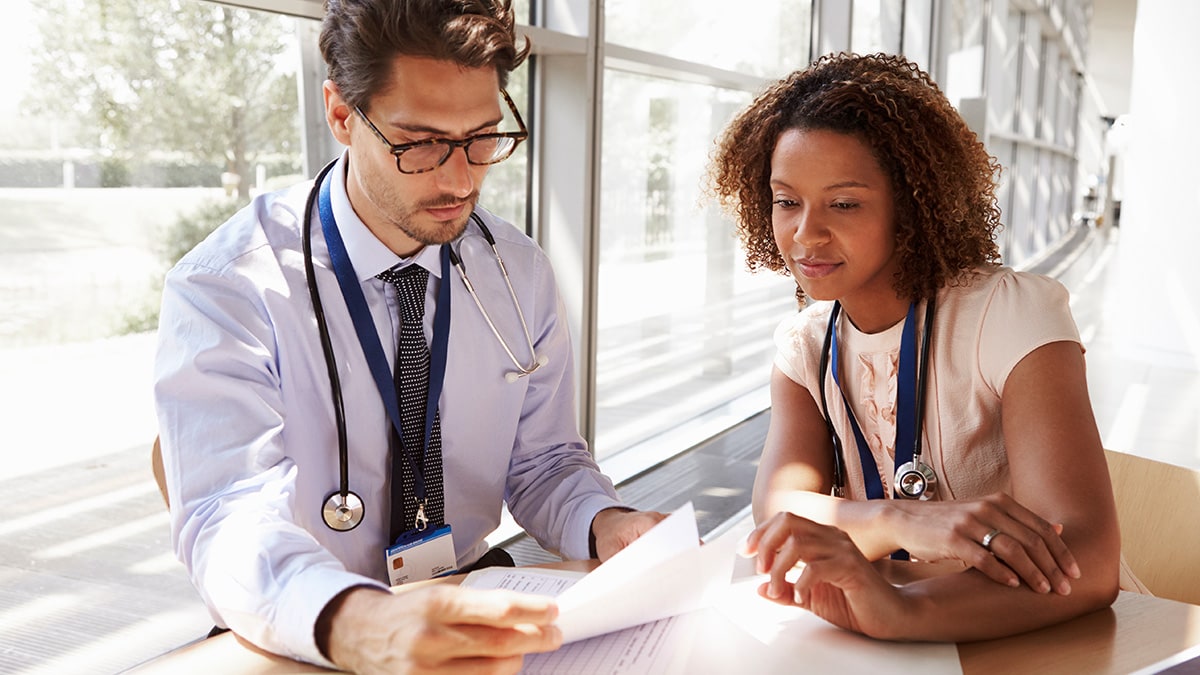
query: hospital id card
[{"left": 386, "top": 524, "right": 457, "bottom": 586}]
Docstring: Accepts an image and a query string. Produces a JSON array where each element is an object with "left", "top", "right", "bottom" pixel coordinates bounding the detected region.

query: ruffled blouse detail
[{"left": 858, "top": 348, "right": 899, "bottom": 466}]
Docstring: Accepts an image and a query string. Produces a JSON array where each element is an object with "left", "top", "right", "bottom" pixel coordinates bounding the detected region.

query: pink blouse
[{"left": 773, "top": 266, "right": 1081, "bottom": 502}]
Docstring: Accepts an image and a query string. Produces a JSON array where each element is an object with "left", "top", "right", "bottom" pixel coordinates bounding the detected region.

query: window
[
  {"left": 589, "top": 3, "right": 812, "bottom": 463},
  {"left": 606, "top": 0, "right": 812, "bottom": 77},
  {"left": 593, "top": 72, "right": 796, "bottom": 460},
  {"left": 0, "top": 1, "right": 305, "bottom": 670},
  {"left": 851, "top": 0, "right": 903, "bottom": 55},
  {"left": 940, "top": 0, "right": 986, "bottom": 110}
]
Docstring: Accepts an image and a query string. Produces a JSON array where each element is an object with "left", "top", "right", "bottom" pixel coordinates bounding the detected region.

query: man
[{"left": 153, "top": 0, "right": 663, "bottom": 671}]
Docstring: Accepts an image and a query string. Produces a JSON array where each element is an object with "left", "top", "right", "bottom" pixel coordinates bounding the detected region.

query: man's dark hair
[{"left": 320, "top": 0, "right": 530, "bottom": 110}]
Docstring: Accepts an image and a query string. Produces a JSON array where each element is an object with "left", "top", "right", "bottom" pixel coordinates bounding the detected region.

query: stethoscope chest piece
[
  {"left": 894, "top": 460, "right": 937, "bottom": 499},
  {"left": 323, "top": 490, "right": 364, "bottom": 531}
]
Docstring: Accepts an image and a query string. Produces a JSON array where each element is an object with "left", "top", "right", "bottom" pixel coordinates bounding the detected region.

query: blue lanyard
[
  {"left": 317, "top": 171, "right": 452, "bottom": 505},
  {"left": 830, "top": 302, "right": 918, "bottom": 501}
]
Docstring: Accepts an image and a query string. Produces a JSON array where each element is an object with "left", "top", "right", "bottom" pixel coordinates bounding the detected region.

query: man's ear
[{"left": 324, "top": 80, "right": 353, "bottom": 146}]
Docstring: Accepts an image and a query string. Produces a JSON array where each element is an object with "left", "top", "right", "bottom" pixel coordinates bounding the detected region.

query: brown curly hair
[{"left": 707, "top": 53, "right": 1002, "bottom": 302}]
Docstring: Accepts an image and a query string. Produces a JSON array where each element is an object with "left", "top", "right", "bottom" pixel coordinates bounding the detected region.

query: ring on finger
[{"left": 981, "top": 528, "right": 1002, "bottom": 551}]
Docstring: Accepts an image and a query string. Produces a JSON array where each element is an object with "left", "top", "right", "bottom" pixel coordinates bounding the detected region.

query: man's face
[{"left": 333, "top": 56, "right": 503, "bottom": 257}]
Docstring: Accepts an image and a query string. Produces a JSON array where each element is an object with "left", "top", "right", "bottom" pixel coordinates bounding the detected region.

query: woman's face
[{"left": 769, "top": 128, "right": 905, "bottom": 332}]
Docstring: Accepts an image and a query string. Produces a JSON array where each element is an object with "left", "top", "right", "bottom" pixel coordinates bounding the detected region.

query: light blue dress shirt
[{"left": 154, "top": 155, "right": 622, "bottom": 666}]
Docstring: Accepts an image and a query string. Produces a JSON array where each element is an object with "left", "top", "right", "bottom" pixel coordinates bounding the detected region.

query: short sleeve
[
  {"left": 774, "top": 313, "right": 806, "bottom": 384},
  {"left": 977, "top": 271, "right": 1081, "bottom": 396},
  {"left": 772, "top": 301, "right": 833, "bottom": 392}
]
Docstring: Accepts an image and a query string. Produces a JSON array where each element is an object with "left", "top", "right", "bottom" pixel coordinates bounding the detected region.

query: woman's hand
[
  {"left": 885, "top": 492, "right": 1080, "bottom": 595},
  {"left": 741, "top": 512, "right": 910, "bottom": 639}
]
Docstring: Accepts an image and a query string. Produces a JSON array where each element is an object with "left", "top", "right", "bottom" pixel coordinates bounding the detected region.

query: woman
[{"left": 707, "top": 53, "right": 1120, "bottom": 641}]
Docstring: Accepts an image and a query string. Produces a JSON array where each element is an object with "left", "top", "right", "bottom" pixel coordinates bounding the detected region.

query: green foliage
[
  {"left": 27, "top": 0, "right": 301, "bottom": 197},
  {"left": 99, "top": 156, "right": 131, "bottom": 187},
  {"left": 158, "top": 197, "right": 245, "bottom": 268}
]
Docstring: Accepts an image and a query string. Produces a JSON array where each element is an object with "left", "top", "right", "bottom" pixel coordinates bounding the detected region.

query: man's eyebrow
[{"left": 393, "top": 115, "right": 505, "bottom": 137}]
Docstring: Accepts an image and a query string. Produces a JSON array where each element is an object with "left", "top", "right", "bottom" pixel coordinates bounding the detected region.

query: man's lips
[{"left": 425, "top": 203, "right": 467, "bottom": 220}]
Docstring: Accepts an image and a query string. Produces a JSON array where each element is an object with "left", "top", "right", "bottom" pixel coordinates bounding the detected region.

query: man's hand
[
  {"left": 589, "top": 508, "right": 667, "bottom": 561},
  {"left": 318, "top": 584, "right": 562, "bottom": 675}
]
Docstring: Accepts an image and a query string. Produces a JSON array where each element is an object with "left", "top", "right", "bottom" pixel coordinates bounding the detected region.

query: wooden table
[{"left": 130, "top": 570, "right": 1200, "bottom": 675}]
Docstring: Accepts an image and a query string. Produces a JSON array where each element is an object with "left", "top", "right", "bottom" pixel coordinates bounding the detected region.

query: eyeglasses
[{"left": 355, "top": 89, "right": 528, "bottom": 175}]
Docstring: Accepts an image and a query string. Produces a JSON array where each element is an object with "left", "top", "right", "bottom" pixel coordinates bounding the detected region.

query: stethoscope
[
  {"left": 301, "top": 160, "right": 546, "bottom": 532},
  {"left": 817, "top": 296, "right": 937, "bottom": 501}
]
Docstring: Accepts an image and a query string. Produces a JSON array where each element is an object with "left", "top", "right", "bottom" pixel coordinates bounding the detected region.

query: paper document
[
  {"left": 462, "top": 566, "right": 584, "bottom": 596},
  {"left": 521, "top": 614, "right": 695, "bottom": 675},
  {"left": 463, "top": 501, "right": 736, "bottom": 644},
  {"left": 464, "top": 506, "right": 961, "bottom": 674},
  {"left": 464, "top": 566, "right": 693, "bottom": 674},
  {"left": 463, "top": 502, "right": 725, "bottom": 674}
]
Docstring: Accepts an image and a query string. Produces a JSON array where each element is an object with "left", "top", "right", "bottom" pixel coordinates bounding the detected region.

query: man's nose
[{"left": 434, "top": 146, "right": 476, "bottom": 198}]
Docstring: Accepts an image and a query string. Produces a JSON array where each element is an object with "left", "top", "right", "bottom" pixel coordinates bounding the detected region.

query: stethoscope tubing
[
  {"left": 302, "top": 160, "right": 543, "bottom": 531},
  {"left": 303, "top": 161, "right": 352, "bottom": 507},
  {"left": 818, "top": 296, "right": 936, "bottom": 497},
  {"left": 447, "top": 217, "right": 543, "bottom": 377}
]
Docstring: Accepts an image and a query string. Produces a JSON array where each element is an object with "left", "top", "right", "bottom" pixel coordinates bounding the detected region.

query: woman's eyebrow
[{"left": 823, "top": 180, "right": 871, "bottom": 190}]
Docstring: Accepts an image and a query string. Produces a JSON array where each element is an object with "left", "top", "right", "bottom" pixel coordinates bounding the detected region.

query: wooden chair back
[
  {"left": 1104, "top": 449, "right": 1200, "bottom": 605},
  {"left": 152, "top": 436, "right": 169, "bottom": 508}
]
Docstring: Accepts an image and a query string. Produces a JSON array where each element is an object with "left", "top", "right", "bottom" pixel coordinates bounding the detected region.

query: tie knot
[{"left": 378, "top": 264, "right": 428, "bottom": 322}]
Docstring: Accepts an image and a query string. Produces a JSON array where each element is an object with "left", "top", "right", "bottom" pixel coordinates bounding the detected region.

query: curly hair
[
  {"left": 320, "top": 0, "right": 530, "bottom": 111},
  {"left": 707, "top": 53, "right": 1002, "bottom": 302}
]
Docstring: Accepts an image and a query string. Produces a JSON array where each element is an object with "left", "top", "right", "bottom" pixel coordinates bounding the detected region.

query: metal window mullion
[
  {"left": 578, "top": 0, "right": 605, "bottom": 450},
  {"left": 207, "top": 0, "right": 323, "bottom": 19},
  {"left": 602, "top": 44, "right": 767, "bottom": 93}
]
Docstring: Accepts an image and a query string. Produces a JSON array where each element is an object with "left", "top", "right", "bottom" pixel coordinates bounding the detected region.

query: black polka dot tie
[{"left": 376, "top": 264, "right": 444, "bottom": 541}]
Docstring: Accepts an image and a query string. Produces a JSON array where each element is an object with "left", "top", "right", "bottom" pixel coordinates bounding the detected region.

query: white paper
[
  {"left": 461, "top": 566, "right": 584, "bottom": 597},
  {"left": 463, "top": 508, "right": 962, "bottom": 675},
  {"left": 520, "top": 613, "right": 695, "bottom": 675},
  {"left": 553, "top": 501, "right": 737, "bottom": 643},
  {"left": 462, "top": 567, "right": 691, "bottom": 674},
  {"left": 463, "top": 502, "right": 736, "bottom": 644}
]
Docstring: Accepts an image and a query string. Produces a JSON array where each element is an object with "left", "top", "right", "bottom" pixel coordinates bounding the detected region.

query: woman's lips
[{"left": 796, "top": 260, "right": 840, "bottom": 278}]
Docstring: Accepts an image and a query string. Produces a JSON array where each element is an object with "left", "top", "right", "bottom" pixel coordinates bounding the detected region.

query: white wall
[{"left": 1113, "top": 0, "right": 1200, "bottom": 370}]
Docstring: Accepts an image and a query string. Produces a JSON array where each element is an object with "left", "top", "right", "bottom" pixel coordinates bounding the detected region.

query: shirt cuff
[
  {"left": 563, "top": 494, "right": 626, "bottom": 561},
  {"left": 588, "top": 506, "right": 636, "bottom": 558},
  {"left": 273, "top": 566, "right": 389, "bottom": 668}
]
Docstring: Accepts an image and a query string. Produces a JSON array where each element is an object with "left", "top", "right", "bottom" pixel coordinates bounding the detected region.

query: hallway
[{"left": 1050, "top": 226, "right": 1199, "bottom": 469}]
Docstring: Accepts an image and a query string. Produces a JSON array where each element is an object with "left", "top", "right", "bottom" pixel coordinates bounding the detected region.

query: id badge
[{"left": 386, "top": 524, "right": 457, "bottom": 586}]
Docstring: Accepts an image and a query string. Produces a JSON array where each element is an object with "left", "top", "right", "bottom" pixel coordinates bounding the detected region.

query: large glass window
[
  {"left": 851, "top": 0, "right": 903, "bottom": 55},
  {"left": 1016, "top": 14, "right": 1042, "bottom": 138},
  {"left": 994, "top": 12, "right": 1022, "bottom": 133},
  {"left": 593, "top": 72, "right": 796, "bottom": 460},
  {"left": 479, "top": 64, "right": 529, "bottom": 229},
  {"left": 1, "top": 1, "right": 305, "bottom": 670},
  {"left": 605, "top": 0, "right": 813, "bottom": 77},
  {"left": 940, "top": 0, "right": 986, "bottom": 110},
  {"left": 902, "top": 0, "right": 934, "bottom": 70}
]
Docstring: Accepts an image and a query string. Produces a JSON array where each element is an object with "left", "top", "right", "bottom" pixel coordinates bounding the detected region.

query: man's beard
[{"left": 395, "top": 191, "right": 480, "bottom": 246}]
